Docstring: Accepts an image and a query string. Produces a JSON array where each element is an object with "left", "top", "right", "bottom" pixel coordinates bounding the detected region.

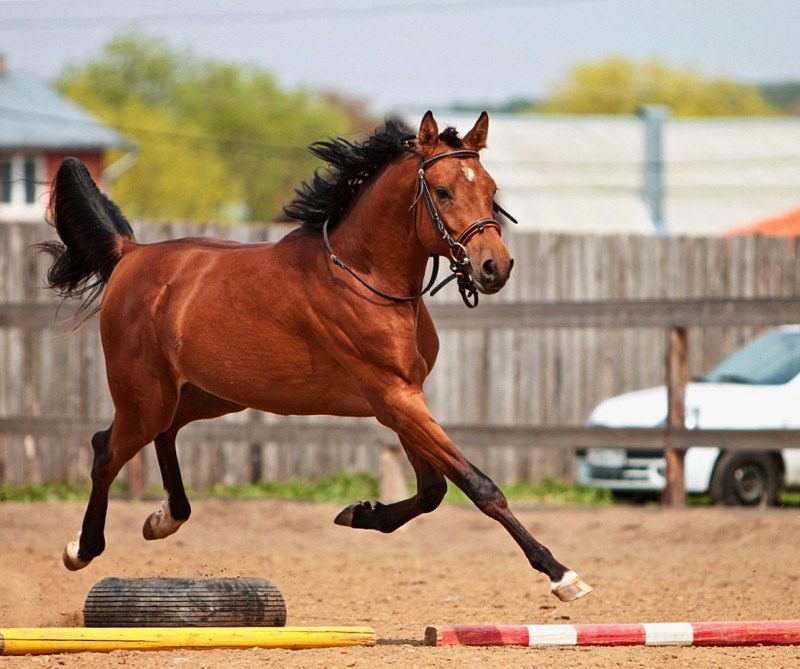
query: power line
[{"left": 0, "top": 0, "right": 619, "bottom": 31}]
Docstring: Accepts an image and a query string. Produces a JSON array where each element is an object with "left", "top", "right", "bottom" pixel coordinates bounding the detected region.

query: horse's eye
[{"left": 435, "top": 187, "right": 451, "bottom": 200}]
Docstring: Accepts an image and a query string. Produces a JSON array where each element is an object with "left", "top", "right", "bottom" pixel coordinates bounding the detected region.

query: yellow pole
[{"left": 0, "top": 627, "right": 376, "bottom": 655}]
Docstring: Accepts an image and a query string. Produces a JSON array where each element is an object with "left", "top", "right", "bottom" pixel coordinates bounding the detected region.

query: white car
[{"left": 576, "top": 325, "right": 800, "bottom": 505}]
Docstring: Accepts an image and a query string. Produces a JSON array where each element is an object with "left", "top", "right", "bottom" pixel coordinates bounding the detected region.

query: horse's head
[{"left": 413, "top": 111, "right": 514, "bottom": 295}]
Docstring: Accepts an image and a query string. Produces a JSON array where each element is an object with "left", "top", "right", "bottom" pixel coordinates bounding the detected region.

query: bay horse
[{"left": 39, "top": 112, "right": 591, "bottom": 602}]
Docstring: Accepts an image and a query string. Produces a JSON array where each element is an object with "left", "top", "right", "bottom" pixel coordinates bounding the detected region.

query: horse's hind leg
[
  {"left": 63, "top": 407, "right": 175, "bottom": 570},
  {"left": 334, "top": 440, "right": 446, "bottom": 533},
  {"left": 143, "top": 384, "right": 245, "bottom": 541},
  {"left": 142, "top": 429, "right": 190, "bottom": 541}
]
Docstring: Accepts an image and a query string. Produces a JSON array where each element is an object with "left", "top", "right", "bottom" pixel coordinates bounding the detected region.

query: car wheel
[{"left": 709, "top": 452, "right": 782, "bottom": 506}]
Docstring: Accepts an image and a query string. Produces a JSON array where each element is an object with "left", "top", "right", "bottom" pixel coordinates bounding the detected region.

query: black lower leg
[
  {"left": 453, "top": 462, "right": 569, "bottom": 582},
  {"left": 77, "top": 428, "right": 112, "bottom": 562},
  {"left": 335, "top": 456, "right": 446, "bottom": 533},
  {"left": 154, "top": 431, "right": 191, "bottom": 521}
]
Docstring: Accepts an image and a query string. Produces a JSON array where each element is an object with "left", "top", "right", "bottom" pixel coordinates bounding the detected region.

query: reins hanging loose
[{"left": 323, "top": 148, "right": 511, "bottom": 309}]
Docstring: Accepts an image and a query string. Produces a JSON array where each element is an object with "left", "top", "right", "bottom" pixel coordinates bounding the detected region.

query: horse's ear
[
  {"left": 417, "top": 111, "right": 439, "bottom": 155},
  {"left": 463, "top": 111, "right": 489, "bottom": 151}
]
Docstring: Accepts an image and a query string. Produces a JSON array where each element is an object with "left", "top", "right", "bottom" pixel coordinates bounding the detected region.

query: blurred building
[
  {"left": 402, "top": 111, "right": 800, "bottom": 236},
  {"left": 0, "top": 57, "right": 128, "bottom": 222}
]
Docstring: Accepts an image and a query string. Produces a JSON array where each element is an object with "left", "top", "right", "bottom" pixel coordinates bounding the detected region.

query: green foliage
[
  {"left": 0, "top": 481, "right": 88, "bottom": 502},
  {"left": 0, "top": 480, "right": 126, "bottom": 502},
  {"left": 212, "top": 472, "right": 611, "bottom": 506},
  {"left": 539, "top": 56, "right": 777, "bottom": 117},
  {"left": 56, "top": 30, "right": 356, "bottom": 222},
  {"left": 100, "top": 99, "right": 241, "bottom": 221},
  {"left": 210, "top": 470, "right": 380, "bottom": 505},
  {"left": 759, "top": 81, "right": 800, "bottom": 114},
  {"left": 0, "top": 472, "right": 611, "bottom": 506},
  {"left": 442, "top": 476, "right": 613, "bottom": 506}
]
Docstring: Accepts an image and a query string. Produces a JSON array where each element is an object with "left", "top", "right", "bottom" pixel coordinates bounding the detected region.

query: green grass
[
  {"left": 209, "top": 470, "right": 380, "bottom": 505},
  {"left": 0, "top": 471, "right": 611, "bottom": 506},
  {"left": 7, "top": 472, "right": 796, "bottom": 507},
  {"left": 780, "top": 491, "right": 800, "bottom": 506},
  {"left": 0, "top": 480, "right": 127, "bottom": 502},
  {"left": 442, "top": 476, "right": 614, "bottom": 506}
]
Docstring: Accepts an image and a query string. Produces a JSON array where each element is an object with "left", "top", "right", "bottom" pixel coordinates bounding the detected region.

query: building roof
[
  {"left": 399, "top": 111, "right": 800, "bottom": 236},
  {"left": 0, "top": 68, "right": 127, "bottom": 151},
  {"left": 728, "top": 207, "right": 800, "bottom": 236}
]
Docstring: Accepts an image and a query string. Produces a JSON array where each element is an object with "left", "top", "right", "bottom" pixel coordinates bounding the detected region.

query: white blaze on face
[{"left": 462, "top": 165, "right": 476, "bottom": 182}]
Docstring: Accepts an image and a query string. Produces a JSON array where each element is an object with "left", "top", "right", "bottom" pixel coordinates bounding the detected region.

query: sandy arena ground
[{"left": 0, "top": 498, "right": 798, "bottom": 668}]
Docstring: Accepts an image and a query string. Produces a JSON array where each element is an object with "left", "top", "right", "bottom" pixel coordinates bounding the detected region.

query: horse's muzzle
[{"left": 471, "top": 255, "right": 514, "bottom": 294}]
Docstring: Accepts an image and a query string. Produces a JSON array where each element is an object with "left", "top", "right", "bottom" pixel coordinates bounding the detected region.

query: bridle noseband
[{"left": 323, "top": 148, "right": 517, "bottom": 308}]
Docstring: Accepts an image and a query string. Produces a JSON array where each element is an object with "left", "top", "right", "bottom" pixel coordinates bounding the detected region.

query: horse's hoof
[
  {"left": 142, "top": 503, "right": 184, "bottom": 541},
  {"left": 551, "top": 571, "right": 593, "bottom": 602},
  {"left": 62, "top": 541, "right": 91, "bottom": 571},
  {"left": 333, "top": 500, "right": 373, "bottom": 527}
]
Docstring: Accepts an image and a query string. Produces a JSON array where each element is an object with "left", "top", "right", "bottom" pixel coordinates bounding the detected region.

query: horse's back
[
  {"left": 110, "top": 229, "right": 312, "bottom": 293},
  {"left": 100, "top": 230, "right": 375, "bottom": 416}
]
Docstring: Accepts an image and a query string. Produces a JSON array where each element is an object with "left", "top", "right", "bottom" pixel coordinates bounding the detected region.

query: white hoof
[
  {"left": 551, "top": 570, "right": 593, "bottom": 602},
  {"left": 62, "top": 539, "right": 91, "bottom": 571},
  {"left": 142, "top": 499, "right": 184, "bottom": 540}
]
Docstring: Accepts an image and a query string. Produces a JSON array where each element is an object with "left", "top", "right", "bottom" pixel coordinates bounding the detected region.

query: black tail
[{"left": 38, "top": 158, "right": 135, "bottom": 316}]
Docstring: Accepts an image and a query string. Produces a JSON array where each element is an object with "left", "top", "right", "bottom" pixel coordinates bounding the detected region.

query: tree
[
  {"left": 102, "top": 99, "right": 242, "bottom": 221},
  {"left": 539, "top": 56, "right": 776, "bottom": 116},
  {"left": 56, "top": 30, "right": 357, "bottom": 222},
  {"left": 759, "top": 82, "right": 800, "bottom": 115}
]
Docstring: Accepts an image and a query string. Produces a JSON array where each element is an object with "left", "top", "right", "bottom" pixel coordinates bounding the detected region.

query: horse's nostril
[
  {"left": 509, "top": 258, "right": 515, "bottom": 272},
  {"left": 482, "top": 258, "right": 496, "bottom": 277}
]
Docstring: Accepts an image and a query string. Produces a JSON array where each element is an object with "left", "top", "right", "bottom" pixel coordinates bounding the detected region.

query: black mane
[
  {"left": 283, "top": 120, "right": 417, "bottom": 230},
  {"left": 285, "top": 121, "right": 467, "bottom": 231}
]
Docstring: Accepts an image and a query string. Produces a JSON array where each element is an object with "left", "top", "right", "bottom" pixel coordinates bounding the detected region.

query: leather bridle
[{"left": 323, "top": 148, "right": 517, "bottom": 308}]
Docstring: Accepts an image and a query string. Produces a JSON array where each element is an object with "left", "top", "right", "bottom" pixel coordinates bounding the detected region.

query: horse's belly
[{"left": 174, "top": 335, "right": 373, "bottom": 418}]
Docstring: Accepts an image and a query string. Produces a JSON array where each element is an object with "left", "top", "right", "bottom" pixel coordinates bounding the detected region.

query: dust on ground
[{"left": 0, "top": 498, "right": 798, "bottom": 668}]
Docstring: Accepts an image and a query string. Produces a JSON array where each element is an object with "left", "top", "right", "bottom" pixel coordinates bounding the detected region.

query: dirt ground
[{"left": 0, "top": 498, "right": 798, "bottom": 668}]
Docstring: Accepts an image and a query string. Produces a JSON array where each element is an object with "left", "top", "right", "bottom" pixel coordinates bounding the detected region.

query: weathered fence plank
[{"left": 3, "top": 220, "right": 800, "bottom": 489}]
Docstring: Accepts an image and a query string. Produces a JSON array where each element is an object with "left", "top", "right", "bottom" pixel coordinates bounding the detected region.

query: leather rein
[{"left": 322, "top": 149, "right": 517, "bottom": 308}]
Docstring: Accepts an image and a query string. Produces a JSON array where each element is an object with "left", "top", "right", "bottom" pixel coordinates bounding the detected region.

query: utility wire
[{"left": 0, "top": 0, "right": 618, "bottom": 31}]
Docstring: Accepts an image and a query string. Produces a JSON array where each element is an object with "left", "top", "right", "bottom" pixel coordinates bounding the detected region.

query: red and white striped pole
[{"left": 425, "top": 621, "right": 800, "bottom": 647}]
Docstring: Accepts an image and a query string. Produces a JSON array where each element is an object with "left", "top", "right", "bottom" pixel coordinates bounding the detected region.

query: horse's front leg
[
  {"left": 334, "top": 440, "right": 446, "bottom": 532},
  {"left": 372, "top": 385, "right": 592, "bottom": 602}
]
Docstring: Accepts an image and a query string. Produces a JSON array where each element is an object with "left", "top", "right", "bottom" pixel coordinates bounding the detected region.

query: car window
[{"left": 700, "top": 331, "right": 800, "bottom": 385}]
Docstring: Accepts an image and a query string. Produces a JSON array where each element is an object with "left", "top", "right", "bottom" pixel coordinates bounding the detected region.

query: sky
[{"left": 0, "top": 0, "right": 798, "bottom": 114}]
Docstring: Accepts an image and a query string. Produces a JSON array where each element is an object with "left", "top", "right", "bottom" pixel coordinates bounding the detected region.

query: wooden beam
[
  {"left": 663, "top": 326, "right": 688, "bottom": 507},
  {"left": 380, "top": 443, "right": 408, "bottom": 503},
  {"left": 428, "top": 298, "right": 800, "bottom": 329},
  {"left": 6, "top": 297, "right": 800, "bottom": 330},
  {"left": 1, "top": 416, "right": 798, "bottom": 452}
]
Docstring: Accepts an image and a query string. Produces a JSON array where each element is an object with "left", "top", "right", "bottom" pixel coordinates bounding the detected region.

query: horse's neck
[{"left": 328, "top": 156, "right": 429, "bottom": 293}]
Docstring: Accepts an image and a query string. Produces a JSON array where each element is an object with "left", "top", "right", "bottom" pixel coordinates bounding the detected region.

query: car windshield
[{"left": 697, "top": 330, "right": 800, "bottom": 385}]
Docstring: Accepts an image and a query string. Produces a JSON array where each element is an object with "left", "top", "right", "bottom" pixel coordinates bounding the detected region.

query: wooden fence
[{"left": 2, "top": 219, "right": 800, "bottom": 489}]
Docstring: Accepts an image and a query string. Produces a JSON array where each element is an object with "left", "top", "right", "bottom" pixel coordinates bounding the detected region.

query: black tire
[
  {"left": 84, "top": 577, "right": 286, "bottom": 628},
  {"left": 709, "top": 452, "right": 782, "bottom": 506}
]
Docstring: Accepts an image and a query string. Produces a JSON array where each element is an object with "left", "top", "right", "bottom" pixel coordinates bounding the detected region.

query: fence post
[
  {"left": 126, "top": 452, "right": 146, "bottom": 498},
  {"left": 380, "top": 443, "right": 407, "bottom": 503},
  {"left": 663, "top": 326, "right": 688, "bottom": 506}
]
